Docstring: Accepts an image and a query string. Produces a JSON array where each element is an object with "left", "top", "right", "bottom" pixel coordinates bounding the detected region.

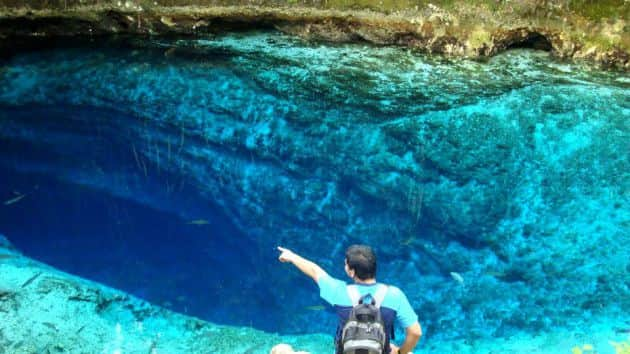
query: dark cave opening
[{"left": 506, "top": 32, "right": 553, "bottom": 51}]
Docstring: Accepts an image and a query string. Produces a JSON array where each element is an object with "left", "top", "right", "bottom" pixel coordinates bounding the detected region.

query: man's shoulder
[
  {"left": 318, "top": 273, "right": 348, "bottom": 293},
  {"left": 382, "top": 284, "right": 401, "bottom": 293},
  {"left": 382, "top": 284, "right": 408, "bottom": 300},
  {"left": 318, "top": 274, "right": 351, "bottom": 306}
]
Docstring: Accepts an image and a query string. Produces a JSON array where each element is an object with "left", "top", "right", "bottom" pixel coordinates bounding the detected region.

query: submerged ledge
[
  {"left": 0, "top": 3, "right": 628, "bottom": 69},
  {"left": 0, "top": 236, "right": 331, "bottom": 353}
]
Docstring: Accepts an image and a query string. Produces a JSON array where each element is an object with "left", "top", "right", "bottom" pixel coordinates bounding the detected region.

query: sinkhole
[
  {"left": 0, "top": 104, "right": 331, "bottom": 334},
  {"left": 2, "top": 31, "right": 627, "bottom": 343}
]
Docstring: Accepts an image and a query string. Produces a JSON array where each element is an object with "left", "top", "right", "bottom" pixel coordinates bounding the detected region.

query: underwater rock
[{"left": 0, "top": 250, "right": 330, "bottom": 353}]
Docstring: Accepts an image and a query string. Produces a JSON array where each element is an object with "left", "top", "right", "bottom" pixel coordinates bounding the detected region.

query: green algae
[
  {"left": 568, "top": 0, "right": 629, "bottom": 21},
  {"left": 1, "top": 0, "right": 627, "bottom": 21}
]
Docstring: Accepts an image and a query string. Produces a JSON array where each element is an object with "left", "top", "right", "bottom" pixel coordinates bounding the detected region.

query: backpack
[{"left": 340, "top": 285, "right": 389, "bottom": 354}]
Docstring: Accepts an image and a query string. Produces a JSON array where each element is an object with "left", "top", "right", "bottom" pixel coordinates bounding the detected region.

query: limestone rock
[{"left": 0, "top": 1, "right": 627, "bottom": 69}]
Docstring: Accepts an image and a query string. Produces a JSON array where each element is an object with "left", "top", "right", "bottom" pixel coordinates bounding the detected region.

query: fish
[
  {"left": 21, "top": 272, "right": 42, "bottom": 288},
  {"left": 400, "top": 236, "right": 415, "bottom": 246},
  {"left": 450, "top": 272, "right": 464, "bottom": 285},
  {"left": 3, "top": 193, "right": 25, "bottom": 205},
  {"left": 304, "top": 305, "right": 326, "bottom": 311},
  {"left": 42, "top": 322, "right": 58, "bottom": 331},
  {"left": 187, "top": 219, "right": 210, "bottom": 225},
  {"left": 484, "top": 271, "right": 507, "bottom": 278}
]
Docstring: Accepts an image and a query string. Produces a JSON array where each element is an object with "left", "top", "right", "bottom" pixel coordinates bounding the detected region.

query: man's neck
[{"left": 354, "top": 278, "right": 377, "bottom": 285}]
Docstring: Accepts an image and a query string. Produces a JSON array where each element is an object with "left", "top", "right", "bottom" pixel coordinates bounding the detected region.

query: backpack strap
[
  {"left": 346, "top": 285, "right": 361, "bottom": 305},
  {"left": 373, "top": 284, "right": 389, "bottom": 308},
  {"left": 347, "top": 284, "right": 389, "bottom": 306}
]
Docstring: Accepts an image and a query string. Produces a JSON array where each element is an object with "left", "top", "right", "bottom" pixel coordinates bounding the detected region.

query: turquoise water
[{"left": 0, "top": 31, "right": 628, "bottom": 347}]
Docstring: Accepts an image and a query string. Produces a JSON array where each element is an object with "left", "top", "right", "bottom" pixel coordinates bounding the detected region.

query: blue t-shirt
[{"left": 317, "top": 273, "right": 418, "bottom": 353}]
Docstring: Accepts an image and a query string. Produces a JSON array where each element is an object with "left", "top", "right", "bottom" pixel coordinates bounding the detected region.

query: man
[{"left": 277, "top": 245, "right": 422, "bottom": 354}]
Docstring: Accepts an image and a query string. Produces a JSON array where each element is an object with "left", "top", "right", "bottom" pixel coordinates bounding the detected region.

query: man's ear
[{"left": 347, "top": 267, "right": 355, "bottom": 278}]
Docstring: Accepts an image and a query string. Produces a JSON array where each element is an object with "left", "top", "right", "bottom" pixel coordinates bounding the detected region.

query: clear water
[{"left": 0, "top": 31, "right": 628, "bottom": 344}]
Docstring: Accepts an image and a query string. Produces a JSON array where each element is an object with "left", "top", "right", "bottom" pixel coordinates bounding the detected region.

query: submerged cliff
[{"left": 0, "top": 0, "right": 628, "bottom": 69}]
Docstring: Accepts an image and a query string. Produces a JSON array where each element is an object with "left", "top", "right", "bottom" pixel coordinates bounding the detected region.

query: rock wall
[{"left": 0, "top": 0, "right": 628, "bottom": 69}]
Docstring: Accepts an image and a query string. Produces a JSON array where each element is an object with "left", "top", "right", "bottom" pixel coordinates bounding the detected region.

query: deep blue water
[
  {"left": 0, "top": 31, "right": 628, "bottom": 341},
  {"left": 0, "top": 103, "right": 298, "bottom": 331}
]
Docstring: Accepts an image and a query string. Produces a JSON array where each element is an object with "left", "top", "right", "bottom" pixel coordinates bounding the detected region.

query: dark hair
[{"left": 345, "top": 245, "right": 377, "bottom": 280}]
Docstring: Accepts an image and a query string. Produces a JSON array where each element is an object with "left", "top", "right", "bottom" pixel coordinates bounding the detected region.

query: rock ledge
[{"left": 0, "top": 3, "right": 628, "bottom": 69}]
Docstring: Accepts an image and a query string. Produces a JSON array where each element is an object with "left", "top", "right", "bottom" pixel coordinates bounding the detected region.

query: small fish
[
  {"left": 187, "top": 219, "right": 210, "bottom": 225},
  {"left": 3, "top": 193, "right": 25, "bottom": 205},
  {"left": 304, "top": 305, "right": 326, "bottom": 311},
  {"left": 400, "top": 237, "right": 415, "bottom": 246},
  {"left": 21, "top": 272, "right": 42, "bottom": 288},
  {"left": 42, "top": 322, "right": 58, "bottom": 331},
  {"left": 450, "top": 272, "right": 464, "bottom": 285}
]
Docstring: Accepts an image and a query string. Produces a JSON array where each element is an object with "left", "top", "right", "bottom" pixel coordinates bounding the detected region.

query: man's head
[{"left": 344, "top": 244, "right": 377, "bottom": 281}]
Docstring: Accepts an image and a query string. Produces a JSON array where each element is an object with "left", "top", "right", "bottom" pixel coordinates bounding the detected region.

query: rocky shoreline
[{"left": 0, "top": 2, "right": 628, "bottom": 69}]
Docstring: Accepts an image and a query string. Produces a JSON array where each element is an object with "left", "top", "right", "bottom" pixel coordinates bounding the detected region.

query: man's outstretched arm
[{"left": 277, "top": 246, "right": 328, "bottom": 283}]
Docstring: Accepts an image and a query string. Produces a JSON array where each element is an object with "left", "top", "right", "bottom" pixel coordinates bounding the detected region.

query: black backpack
[{"left": 340, "top": 285, "right": 389, "bottom": 354}]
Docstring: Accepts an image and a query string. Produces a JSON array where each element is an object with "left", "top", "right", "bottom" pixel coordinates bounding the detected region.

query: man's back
[
  {"left": 277, "top": 245, "right": 422, "bottom": 354},
  {"left": 317, "top": 274, "right": 418, "bottom": 354}
]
